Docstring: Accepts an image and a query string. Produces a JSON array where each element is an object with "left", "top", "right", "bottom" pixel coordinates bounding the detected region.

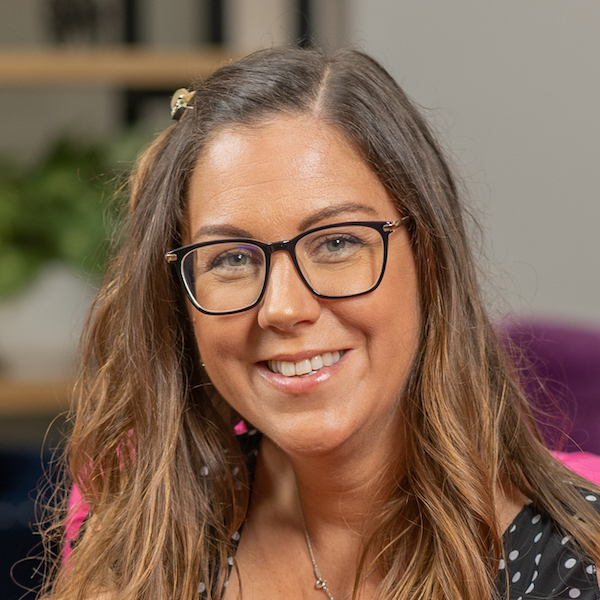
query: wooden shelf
[
  {"left": 0, "top": 46, "right": 237, "bottom": 88},
  {"left": 0, "top": 379, "right": 71, "bottom": 416}
]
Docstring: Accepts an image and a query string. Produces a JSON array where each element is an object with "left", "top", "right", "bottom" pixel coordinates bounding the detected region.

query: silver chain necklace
[
  {"left": 296, "top": 485, "right": 373, "bottom": 600},
  {"left": 300, "top": 516, "right": 355, "bottom": 600}
]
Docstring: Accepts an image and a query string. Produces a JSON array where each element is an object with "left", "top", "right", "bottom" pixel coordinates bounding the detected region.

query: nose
[{"left": 257, "top": 251, "right": 321, "bottom": 330}]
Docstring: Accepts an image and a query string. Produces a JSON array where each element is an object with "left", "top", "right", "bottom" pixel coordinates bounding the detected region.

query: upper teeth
[{"left": 268, "top": 351, "right": 343, "bottom": 377}]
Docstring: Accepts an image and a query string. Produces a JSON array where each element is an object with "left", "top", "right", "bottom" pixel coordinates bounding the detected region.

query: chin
[{"left": 267, "top": 416, "right": 359, "bottom": 458}]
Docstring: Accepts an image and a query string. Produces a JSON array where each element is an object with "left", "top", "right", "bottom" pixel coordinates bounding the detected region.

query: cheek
[
  {"left": 193, "top": 318, "right": 231, "bottom": 366},
  {"left": 191, "top": 313, "right": 253, "bottom": 393},
  {"left": 371, "top": 255, "right": 421, "bottom": 367},
  {"left": 369, "top": 301, "right": 420, "bottom": 373}
]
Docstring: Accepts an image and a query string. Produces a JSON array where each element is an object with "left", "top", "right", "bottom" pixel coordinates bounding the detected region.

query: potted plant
[{"left": 0, "top": 132, "right": 147, "bottom": 378}]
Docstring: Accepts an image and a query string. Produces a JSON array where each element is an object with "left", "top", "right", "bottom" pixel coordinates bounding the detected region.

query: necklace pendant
[{"left": 315, "top": 578, "right": 327, "bottom": 589}]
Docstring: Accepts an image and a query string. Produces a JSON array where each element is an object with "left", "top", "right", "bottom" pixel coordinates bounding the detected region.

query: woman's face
[{"left": 186, "top": 116, "right": 420, "bottom": 458}]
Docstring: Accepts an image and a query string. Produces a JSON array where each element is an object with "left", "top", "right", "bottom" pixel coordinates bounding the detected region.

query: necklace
[
  {"left": 296, "top": 485, "right": 373, "bottom": 600},
  {"left": 301, "top": 517, "right": 354, "bottom": 600}
]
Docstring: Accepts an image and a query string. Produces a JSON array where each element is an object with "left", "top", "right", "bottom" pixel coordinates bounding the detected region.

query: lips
[{"left": 267, "top": 351, "right": 344, "bottom": 377}]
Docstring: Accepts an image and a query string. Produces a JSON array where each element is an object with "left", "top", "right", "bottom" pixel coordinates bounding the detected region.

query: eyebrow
[
  {"left": 297, "top": 202, "right": 378, "bottom": 231},
  {"left": 191, "top": 224, "right": 253, "bottom": 242},
  {"left": 191, "top": 202, "right": 378, "bottom": 243}
]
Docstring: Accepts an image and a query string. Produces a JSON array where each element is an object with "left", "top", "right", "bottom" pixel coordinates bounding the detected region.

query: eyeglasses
[{"left": 166, "top": 218, "right": 409, "bottom": 315}]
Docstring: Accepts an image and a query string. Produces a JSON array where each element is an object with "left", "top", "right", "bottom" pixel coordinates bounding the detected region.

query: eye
[
  {"left": 224, "top": 252, "right": 250, "bottom": 267},
  {"left": 208, "top": 246, "right": 262, "bottom": 272},
  {"left": 188, "top": 243, "right": 265, "bottom": 283},
  {"left": 306, "top": 233, "right": 363, "bottom": 263},
  {"left": 325, "top": 237, "right": 347, "bottom": 252}
]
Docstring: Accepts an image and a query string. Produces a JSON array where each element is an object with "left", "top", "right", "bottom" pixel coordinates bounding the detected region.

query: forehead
[{"left": 186, "top": 116, "right": 399, "bottom": 240}]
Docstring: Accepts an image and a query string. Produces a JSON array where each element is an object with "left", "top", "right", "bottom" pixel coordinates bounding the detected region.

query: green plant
[{"left": 0, "top": 133, "right": 148, "bottom": 298}]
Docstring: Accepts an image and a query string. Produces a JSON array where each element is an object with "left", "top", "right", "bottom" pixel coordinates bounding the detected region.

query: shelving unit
[
  {"left": 0, "top": 379, "right": 71, "bottom": 415},
  {"left": 0, "top": 46, "right": 236, "bottom": 88}
]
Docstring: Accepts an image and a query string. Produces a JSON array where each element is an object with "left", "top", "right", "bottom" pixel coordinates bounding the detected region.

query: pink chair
[
  {"left": 501, "top": 319, "right": 600, "bottom": 486},
  {"left": 501, "top": 319, "right": 600, "bottom": 455}
]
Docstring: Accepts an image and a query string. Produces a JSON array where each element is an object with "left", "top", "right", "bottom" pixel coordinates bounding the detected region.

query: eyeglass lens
[{"left": 181, "top": 224, "right": 386, "bottom": 313}]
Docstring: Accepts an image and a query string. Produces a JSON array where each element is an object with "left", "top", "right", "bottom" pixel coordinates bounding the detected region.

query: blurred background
[{"left": 0, "top": 0, "right": 598, "bottom": 597}]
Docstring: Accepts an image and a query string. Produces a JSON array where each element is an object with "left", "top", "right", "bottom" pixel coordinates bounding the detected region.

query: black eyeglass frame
[{"left": 166, "top": 218, "right": 409, "bottom": 315}]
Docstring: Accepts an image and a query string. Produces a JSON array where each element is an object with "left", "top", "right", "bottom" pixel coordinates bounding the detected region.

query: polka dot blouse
[{"left": 494, "top": 493, "right": 600, "bottom": 599}]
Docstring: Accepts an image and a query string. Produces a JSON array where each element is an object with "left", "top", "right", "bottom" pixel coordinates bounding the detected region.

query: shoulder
[{"left": 496, "top": 493, "right": 600, "bottom": 599}]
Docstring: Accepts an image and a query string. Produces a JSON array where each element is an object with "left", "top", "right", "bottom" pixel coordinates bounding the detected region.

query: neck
[
  {"left": 257, "top": 417, "right": 403, "bottom": 535},
  {"left": 249, "top": 432, "right": 397, "bottom": 600}
]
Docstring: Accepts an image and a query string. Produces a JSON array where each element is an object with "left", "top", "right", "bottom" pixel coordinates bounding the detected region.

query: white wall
[
  {"left": 347, "top": 1, "right": 600, "bottom": 325},
  {"left": 144, "top": 0, "right": 211, "bottom": 46},
  {"left": 0, "top": 0, "right": 43, "bottom": 44},
  {"left": 224, "top": 0, "right": 296, "bottom": 50}
]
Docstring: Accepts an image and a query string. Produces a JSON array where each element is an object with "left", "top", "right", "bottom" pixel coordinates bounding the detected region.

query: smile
[{"left": 267, "top": 351, "right": 344, "bottom": 378}]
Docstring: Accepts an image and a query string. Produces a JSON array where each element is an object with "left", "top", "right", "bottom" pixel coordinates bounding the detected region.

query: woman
[{"left": 42, "top": 47, "right": 600, "bottom": 600}]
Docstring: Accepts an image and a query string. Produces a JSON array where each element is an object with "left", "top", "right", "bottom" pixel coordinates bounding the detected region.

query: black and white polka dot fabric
[{"left": 494, "top": 493, "right": 600, "bottom": 599}]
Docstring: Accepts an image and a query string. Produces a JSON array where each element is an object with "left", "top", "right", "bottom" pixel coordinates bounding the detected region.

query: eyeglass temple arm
[{"left": 383, "top": 216, "right": 410, "bottom": 232}]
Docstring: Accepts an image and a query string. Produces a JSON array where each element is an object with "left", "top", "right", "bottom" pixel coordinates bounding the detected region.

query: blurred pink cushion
[
  {"left": 553, "top": 451, "right": 600, "bottom": 486},
  {"left": 500, "top": 320, "right": 600, "bottom": 455}
]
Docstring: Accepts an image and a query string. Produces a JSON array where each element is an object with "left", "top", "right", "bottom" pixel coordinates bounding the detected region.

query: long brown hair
[{"left": 41, "top": 47, "right": 600, "bottom": 600}]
